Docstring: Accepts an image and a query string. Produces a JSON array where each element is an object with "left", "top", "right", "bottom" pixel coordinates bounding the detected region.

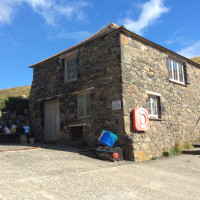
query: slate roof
[
  {"left": 30, "top": 23, "right": 121, "bottom": 68},
  {"left": 30, "top": 23, "right": 200, "bottom": 68}
]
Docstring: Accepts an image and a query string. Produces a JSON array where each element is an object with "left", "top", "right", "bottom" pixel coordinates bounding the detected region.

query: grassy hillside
[
  {"left": 0, "top": 85, "right": 31, "bottom": 98},
  {"left": 190, "top": 56, "right": 200, "bottom": 64}
]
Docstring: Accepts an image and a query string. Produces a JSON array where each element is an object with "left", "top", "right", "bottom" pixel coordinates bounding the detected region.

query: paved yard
[{"left": 0, "top": 144, "right": 199, "bottom": 200}]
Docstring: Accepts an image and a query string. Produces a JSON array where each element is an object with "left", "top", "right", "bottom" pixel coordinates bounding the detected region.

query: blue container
[
  {"left": 23, "top": 125, "right": 30, "bottom": 134},
  {"left": 98, "top": 130, "right": 118, "bottom": 147}
]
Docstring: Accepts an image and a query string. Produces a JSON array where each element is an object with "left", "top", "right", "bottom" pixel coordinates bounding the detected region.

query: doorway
[{"left": 44, "top": 100, "right": 60, "bottom": 142}]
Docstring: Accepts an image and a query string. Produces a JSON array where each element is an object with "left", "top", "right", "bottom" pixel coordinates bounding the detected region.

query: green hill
[
  {"left": 0, "top": 85, "right": 31, "bottom": 98},
  {"left": 190, "top": 56, "right": 200, "bottom": 64}
]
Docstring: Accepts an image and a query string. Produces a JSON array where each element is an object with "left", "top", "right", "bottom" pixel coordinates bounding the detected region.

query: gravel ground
[{"left": 0, "top": 144, "right": 199, "bottom": 200}]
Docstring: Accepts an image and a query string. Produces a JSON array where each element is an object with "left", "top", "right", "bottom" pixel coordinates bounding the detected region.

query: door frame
[{"left": 44, "top": 99, "right": 60, "bottom": 142}]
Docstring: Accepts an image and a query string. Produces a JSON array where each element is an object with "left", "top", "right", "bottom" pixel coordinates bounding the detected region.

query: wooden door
[{"left": 44, "top": 100, "right": 60, "bottom": 142}]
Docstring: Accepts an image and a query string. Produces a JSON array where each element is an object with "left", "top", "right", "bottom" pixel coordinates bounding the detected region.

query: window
[
  {"left": 168, "top": 58, "right": 185, "bottom": 84},
  {"left": 148, "top": 95, "right": 160, "bottom": 118},
  {"left": 65, "top": 56, "right": 77, "bottom": 82},
  {"left": 78, "top": 93, "right": 91, "bottom": 118}
]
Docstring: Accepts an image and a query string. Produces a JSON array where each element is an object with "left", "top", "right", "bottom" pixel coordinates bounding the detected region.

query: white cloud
[
  {"left": 0, "top": 1, "right": 18, "bottom": 23},
  {"left": 0, "top": 0, "right": 90, "bottom": 25},
  {"left": 162, "top": 30, "right": 193, "bottom": 47},
  {"left": 163, "top": 36, "right": 186, "bottom": 45},
  {"left": 177, "top": 41, "right": 200, "bottom": 58},
  {"left": 59, "top": 31, "right": 92, "bottom": 40},
  {"left": 122, "top": 0, "right": 170, "bottom": 35}
]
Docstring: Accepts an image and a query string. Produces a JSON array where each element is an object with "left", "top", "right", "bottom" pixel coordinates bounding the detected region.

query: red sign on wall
[{"left": 133, "top": 107, "right": 150, "bottom": 131}]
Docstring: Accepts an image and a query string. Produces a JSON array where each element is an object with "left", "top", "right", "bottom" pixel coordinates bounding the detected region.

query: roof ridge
[{"left": 30, "top": 23, "right": 120, "bottom": 68}]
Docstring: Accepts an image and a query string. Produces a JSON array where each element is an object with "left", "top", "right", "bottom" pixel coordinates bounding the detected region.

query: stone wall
[
  {"left": 0, "top": 111, "right": 29, "bottom": 134},
  {"left": 120, "top": 31, "right": 200, "bottom": 161},
  {"left": 29, "top": 31, "right": 125, "bottom": 146},
  {"left": 29, "top": 28, "right": 200, "bottom": 161}
]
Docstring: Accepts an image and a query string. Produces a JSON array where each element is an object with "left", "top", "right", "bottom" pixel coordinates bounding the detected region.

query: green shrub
[
  {"left": 163, "top": 142, "right": 183, "bottom": 157},
  {"left": 78, "top": 135, "right": 87, "bottom": 148},
  {"left": 0, "top": 97, "right": 8, "bottom": 110},
  {"left": 163, "top": 141, "right": 195, "bottom": 157},
  {"left": 170, "top": 142, "right": 183, "bottom": 155},
  {"left": 183, "top": 142, "right": 194, "bottom": 149},
  {"left": 163, "top": 151, "right": 170, "bottom": 157},
  {"left": 0, "top": 97, "right": 29, "bottom": 115},
  {"left": 151, "top": 156, "right": 158, "bottom": 160}
]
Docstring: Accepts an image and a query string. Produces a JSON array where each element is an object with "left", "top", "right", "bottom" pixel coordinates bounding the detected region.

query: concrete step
[
  {"left": 192, "top": 143, "right": 200, "bottom": 148},
  {"left": 182, "top": 148, "right": 200, "bottom": 155}
]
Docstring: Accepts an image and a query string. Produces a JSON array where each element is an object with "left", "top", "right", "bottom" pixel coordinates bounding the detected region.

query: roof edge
[
  {"left": 29, "top": 24, "right": 121, "bottom": 68},
  {"left": 30, "top": 25, "right": 200, "bottom": 69},
  {"left": 121, "top": 28, "right": 200, "bottom": 68}
]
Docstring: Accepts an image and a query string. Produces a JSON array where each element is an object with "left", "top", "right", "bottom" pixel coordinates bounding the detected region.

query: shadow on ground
[{"left": 0, "top": 143, "right": 105, "bottom": 160}]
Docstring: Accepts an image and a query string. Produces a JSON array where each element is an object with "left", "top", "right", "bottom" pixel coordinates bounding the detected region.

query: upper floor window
[
  {"left": 65, "top": 56, "right": 77, "bottom": 82},
  {"left": 168, "top": 58, "right": 185, "bottom": 84}
]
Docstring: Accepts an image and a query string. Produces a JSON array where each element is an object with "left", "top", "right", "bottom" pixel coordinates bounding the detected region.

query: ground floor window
[
  {"left": 78, "top": 93, "right": 91, "bottom": 118},
  {"left": 147, "top": 95, "right": 160, "bottom": 118}
]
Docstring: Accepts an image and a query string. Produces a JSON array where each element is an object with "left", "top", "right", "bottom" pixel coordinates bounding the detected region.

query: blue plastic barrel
[
  {"left": 98, "top": 130, "right": 118, "bottom": 147},
  {"left": 23, "top": 125, "right": 30, "bottom": 133}
]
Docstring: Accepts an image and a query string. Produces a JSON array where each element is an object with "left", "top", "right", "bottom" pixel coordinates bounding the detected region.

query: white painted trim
[
  {"left": 78, "top": 115, "right": 91, "bottom": 119},
  {"left": 64, "top": 56, "right": 78, "bottom": 83},
  {"left": 149, "top": 114, "right": 158, "bottom": 119},
  {"left": 146, "top": 90, "right": 161, "bottom": 97},
  {"left": 72, "top": 87, "right": 94, "bottom": 95},
  {"left": 169, "top": 79, "right": 185, "bottom": 85},
  {"left": 59, "top": 49, "right": 78, "bottom": 60},
  {"left": 168, "top": 58, "right": 185, "bottom": 84},
  {"left": 68, "top": 123, "right": 87, "bottom": 127},
  {"left": 37, "top": 94, "right": 63, "bottom": 102},
  {"left": 77, "top": 93, "right": 91, "bottom": 118}
]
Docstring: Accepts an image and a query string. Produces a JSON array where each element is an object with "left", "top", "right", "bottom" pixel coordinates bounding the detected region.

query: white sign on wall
[{"left": 112, "top": 100, "right": 122, "bottom": 110}]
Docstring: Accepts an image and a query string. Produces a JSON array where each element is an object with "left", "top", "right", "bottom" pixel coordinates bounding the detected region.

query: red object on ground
[
  {"left": 133, "top": 107, "right": 150, "bottom": 131},
  {"left": 113, "top": 152, "right": 119, "bottom": 159}
]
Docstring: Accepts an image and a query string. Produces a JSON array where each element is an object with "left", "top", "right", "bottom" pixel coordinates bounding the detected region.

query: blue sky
[{"left": 0, "top": 0, "right": 200, "bottom": 89}]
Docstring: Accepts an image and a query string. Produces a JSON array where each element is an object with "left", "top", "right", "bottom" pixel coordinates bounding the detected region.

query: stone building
[{"left": 29, "top": 23, "right": 200, "bottom": 161}]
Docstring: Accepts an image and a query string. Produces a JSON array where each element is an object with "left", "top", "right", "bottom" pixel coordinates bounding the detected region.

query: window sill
[
  {"left": 64, "top": 79, "right": 78, "bottom": 84},
  {"left": 169, "top": 80, "right": 188, "bottom": 87},
  {"left": 77, "top": 115, "right": 91, "bottom": 120},
  {"left": 149, "top": 118, "right": 163, "bottom": 121}
]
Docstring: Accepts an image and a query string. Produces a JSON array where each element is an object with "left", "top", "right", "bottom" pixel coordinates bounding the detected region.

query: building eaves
[
  {"left": 29, "top": 24, "right": 200, "bottom": 69},
  {"left": 29, "top": 23, "right": 121, "bottom": 68},
  {"left": 121, "top": 28, "right": 200, "bottom": 68}
]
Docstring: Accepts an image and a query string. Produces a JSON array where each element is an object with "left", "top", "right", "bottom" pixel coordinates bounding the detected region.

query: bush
[
  {"left": 0, "top": 97, "right": 8, "bottom": 110},
  {"left": 0, "top": 97, "right": 29, "bottom": 115},
  {"left": 170, "top": 142, "right": 183, "bottom": 155},
  {"left": 163, "top": 141, "right": 195, "bottom": 157},
  {"left": 183, "top": 142, "right": 194, "bottom": 149},
  {"left": 163, "top": 142, "right": 183, "bottom": 157},
  {"left": 163, "top": 151, "right": 170, "bottom": 157}
]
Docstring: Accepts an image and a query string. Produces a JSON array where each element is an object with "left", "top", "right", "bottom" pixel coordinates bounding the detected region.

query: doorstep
[{"left": 182, "top": 148, "right": 200, "bottom": 155}]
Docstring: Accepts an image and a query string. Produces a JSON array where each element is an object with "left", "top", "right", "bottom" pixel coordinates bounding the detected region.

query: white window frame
[
  {"left": 65, "top": 55, "right": 77, "bottom": 82},
  {"left": 168, "top": 58, "right": 185, "bottom": 84},
  {"left": 147, "top": 95, "right": 160, "bottom": 118},
  {"left": 77, "top": 92, "right": 91, "bottom": 119}
]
